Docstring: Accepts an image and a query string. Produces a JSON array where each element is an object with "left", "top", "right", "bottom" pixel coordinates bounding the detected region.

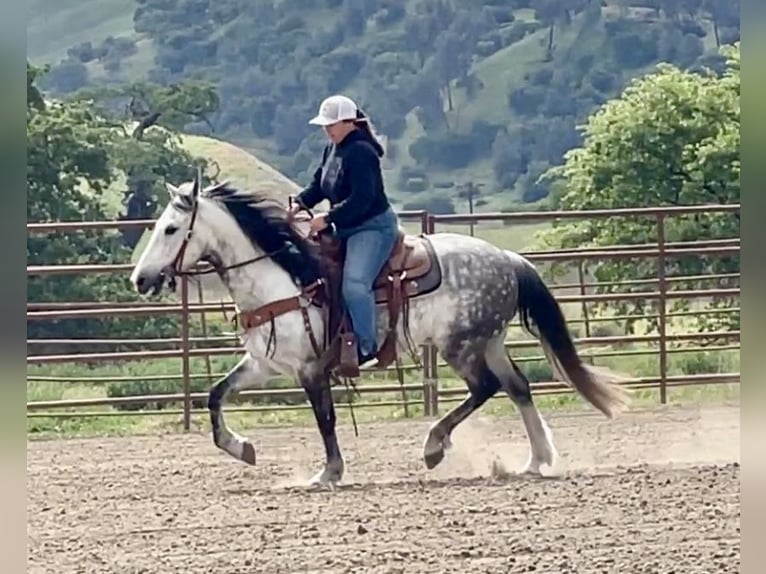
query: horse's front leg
[
  {"left": 300, "top": 372, "right": 344, "bottom": 487},
  {"left": 207, "top": 354, "right": 278, "bottom": 465}
]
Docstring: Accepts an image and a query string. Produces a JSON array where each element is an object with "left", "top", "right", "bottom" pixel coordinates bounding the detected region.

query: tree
[
  {"left": 35, "top": 0, "right": 738, "bottom": 211},
  {"left": 77, "top": 80, "right": 220, "bottom": 138},
  {"left": 27, "top": 64, "right": 211, "bottom": 346},
  {"left": 531, "top": 0, "right": 572, "bottom": 61},
  {"left": 72, "top": 80, "right": 218, "bottom": 246},
  {"left": 536, "top": 43, "right": 739, "bottom": 334},
  {"left": 457, "top": 182, "right": 484, "bottom": 235},
  {"left": 490, "top": 129, "right": 523, "bottom": 189},
  {"left": 702, "top": 0, "right": 739, "bottom": 47}
]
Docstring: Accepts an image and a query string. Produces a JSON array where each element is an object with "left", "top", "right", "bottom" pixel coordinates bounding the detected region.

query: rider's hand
[
  {"left": 286, "top": 202, "right": 302, "bottom": 222},
  {"left": 309, "top": 213, "right": 329, "bottom": 235}
]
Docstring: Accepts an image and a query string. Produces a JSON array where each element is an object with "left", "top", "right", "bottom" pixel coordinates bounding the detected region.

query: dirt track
[{"left": 28, "top": 403, "right": 740, "bottom": 573}]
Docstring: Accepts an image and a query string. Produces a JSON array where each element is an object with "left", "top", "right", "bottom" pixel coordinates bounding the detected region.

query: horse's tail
[{"left": 511, "top": 253, "right": 630, "bottom": 418}]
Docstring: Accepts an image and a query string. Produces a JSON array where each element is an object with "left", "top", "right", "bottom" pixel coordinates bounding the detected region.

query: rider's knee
[{"left": 342, "top": 274, "right": 370, "bottom": 299}]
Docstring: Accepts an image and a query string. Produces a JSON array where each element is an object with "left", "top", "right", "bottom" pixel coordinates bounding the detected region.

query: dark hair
[{"left": 351, "top": 108, "right": 385, "bottom": 157}]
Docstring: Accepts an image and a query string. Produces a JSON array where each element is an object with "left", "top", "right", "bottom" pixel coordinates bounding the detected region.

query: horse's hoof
[
  {"left": 307, "top": 474, "right": 339, "bottom": 490},
  {"left": 423, "top": 446, "right": 445, "bottom": 470},
  {"left": 307, "top": 462, "right": 344, "bottom": 489},
  {"left": 241, "top": 441, "right": 256, "bottom": 466},
  {"left": 423, "top": 429, "right": 450, "bottom": 470}
]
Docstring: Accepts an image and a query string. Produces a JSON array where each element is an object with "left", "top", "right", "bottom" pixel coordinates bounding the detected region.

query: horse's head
[{"left": 130, "top": 171, "right": 209, "bottom": 296}]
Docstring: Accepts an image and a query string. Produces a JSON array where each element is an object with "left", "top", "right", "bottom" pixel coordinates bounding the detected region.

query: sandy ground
[{"left": 28, "top": 403, "right": 740, "bottom": 573}]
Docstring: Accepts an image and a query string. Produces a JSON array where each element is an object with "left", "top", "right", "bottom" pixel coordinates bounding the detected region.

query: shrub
[
  {"left": 675, "top": 351, "right": 731, "bottom": 375},
  {"left": 588, "top": 68, "right": 617, "bottom": 93},
  {"left": 405, "top": 176, "right": 428, "bottom": 192},
  {"left": 476, "top": 40, "right": 499, "bottom": 57},
  {"left": 402, "top": 196, "right": 455, "bottom": 215},
  {"left": 106, "top": 375, "right": 318, "bottom": 411},
  {"left": 106, "top": 377, "right": 211, "bottom": 411},
  {"left": 526, "top": 67, "right": 554, "bottom": 87},
  {"left": 521, "top": 360, "right": 553, "bottom": 383}
]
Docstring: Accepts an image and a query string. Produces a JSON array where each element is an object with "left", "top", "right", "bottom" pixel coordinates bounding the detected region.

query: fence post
[
  {"left": 429, "top": 345, "right": 439, "bottom": 416},
  {"left": 180, "top": 276, "right": 192, "bottom": 431},
  {"left": 426, "top": 213, "right": 440, "bottom": 416},
  {"left": 418, "top": 210, "right": 434, "bottom": 417},
  {"left": 196, "top": 280, "right": 214, "bottom": 386},
  {"left": 656, "top": 213, "right": 668, "bottom": 404},
  {"left": 577, "top": 260, "right": 593, "bottom": 364},
  {"left": 422, "top": 345, "right": 432, "bottom": 416}
]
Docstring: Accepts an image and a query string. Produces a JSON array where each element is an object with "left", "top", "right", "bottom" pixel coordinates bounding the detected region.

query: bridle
[{"left": 165, "top": 173, "right": 290, "bottom": 287}]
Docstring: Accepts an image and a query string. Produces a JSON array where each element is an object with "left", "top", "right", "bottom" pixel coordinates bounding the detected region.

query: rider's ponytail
[{"left": 353, "top": 109, "right": 385, "bottom": 157}]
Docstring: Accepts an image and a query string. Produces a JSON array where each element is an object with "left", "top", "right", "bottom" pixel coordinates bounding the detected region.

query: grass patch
[
  {"left": 26, "top": 380, "right": 740, "bottom": 441},
  {"left": 28, "top": 0, "right": 137, "bottom": 63},
  {"left": 27, "top": 343, "right": 740, "bottom": 440}
]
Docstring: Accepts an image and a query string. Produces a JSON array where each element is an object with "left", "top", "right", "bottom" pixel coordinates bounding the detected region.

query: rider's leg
[{"left": 341, "top": 209, "right": 399, "bottom": 361}]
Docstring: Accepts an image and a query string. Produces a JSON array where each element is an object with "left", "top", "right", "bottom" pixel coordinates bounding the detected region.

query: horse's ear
[
  {"left": 191, "top": 167, "right": 202, "bottom": 200},
  {"left": 203, "top": 179, "right": 230, "bottom": 194},
  {"left": 165, "top": 183, "right": 179, "bottom": 198}
]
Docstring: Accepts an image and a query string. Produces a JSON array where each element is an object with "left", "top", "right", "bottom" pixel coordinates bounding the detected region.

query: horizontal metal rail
[
  {"left": 25, "top": 343, "right": 741, "bottom": 385},
  {"left": 25, "top": 329, "right": 739, "bottom": 365},
  {"left": 26, "top": 241, "right": 739, "bottom": 277},
  {"left": 27, "top": 373, "right": 740, "bottom": 417},
  {"left": 25, "top": 287, "right": 740, "bottom": 322}
]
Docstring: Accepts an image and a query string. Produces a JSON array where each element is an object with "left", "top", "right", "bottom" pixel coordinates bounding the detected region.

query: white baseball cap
[{"left": 308, "top": 94, "right": 359, "bottom": 126}]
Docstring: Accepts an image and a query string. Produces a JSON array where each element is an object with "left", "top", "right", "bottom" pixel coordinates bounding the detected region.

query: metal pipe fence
[{"left": 27, "top": 204, "right": 740, "bottom": 427}]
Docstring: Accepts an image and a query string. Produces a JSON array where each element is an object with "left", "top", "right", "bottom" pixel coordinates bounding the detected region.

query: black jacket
[{"left": 296, "top": 128, "right": 390, "bottom": 229}]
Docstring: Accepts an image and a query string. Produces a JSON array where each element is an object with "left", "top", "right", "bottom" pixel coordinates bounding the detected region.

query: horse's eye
[{"left": 164, "top": 225, "right": 178, "bottom": 236}]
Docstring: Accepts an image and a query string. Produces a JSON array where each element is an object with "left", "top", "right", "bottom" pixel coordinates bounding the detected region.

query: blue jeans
[{"left": 334, "top": 207, "right": 400, "bottom": 357}]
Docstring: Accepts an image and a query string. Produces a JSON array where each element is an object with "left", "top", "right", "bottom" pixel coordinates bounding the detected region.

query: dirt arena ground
[{"left": 28, "top": 402, "right": 740, "bottom": 574}]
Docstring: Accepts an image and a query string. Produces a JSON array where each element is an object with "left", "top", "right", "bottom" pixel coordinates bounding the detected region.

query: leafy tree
[
  {"left": 27, "top": 64, "right": 211, "bottom": 346},
  {"left": 490, "top": 129, "right": 523, "bottom": 190},
  {"left": 536, "top": 43, "right": 739, "bottom": 334},
  {"left": 79, "top": 80, "right": 220, "bottom": 136},
  {"left": 72, "top": 80, "right": 218, "bottom": 246},
  {"left": 702, "top": 0, "right": 739, "bottom": 46},
  {"left": 531, "top": 0, "right": 573, "bottom": 60}
]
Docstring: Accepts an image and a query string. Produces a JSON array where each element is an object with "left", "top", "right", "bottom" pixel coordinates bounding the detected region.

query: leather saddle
[{"left": 312, "top": 225, "right": 443, "bottom": 378}]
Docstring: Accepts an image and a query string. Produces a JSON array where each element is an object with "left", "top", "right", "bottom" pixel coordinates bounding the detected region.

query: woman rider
[{"left": 289, "top": 94, "right": 399, "bottom": 367}]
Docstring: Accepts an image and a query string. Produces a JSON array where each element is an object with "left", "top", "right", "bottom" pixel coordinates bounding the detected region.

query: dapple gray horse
[{"left": 129, "top": 174, "right": 629, "bottom": 486}]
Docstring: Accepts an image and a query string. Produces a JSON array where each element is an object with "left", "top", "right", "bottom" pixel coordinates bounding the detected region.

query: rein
[{"left": 168, "top": 192, "right": 291, "bottom": 280}]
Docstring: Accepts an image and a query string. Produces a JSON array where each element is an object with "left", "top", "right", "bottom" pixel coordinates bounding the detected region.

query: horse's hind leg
[
  {"left": 422, "top": 344, "right": 501, "bottom": 469},
  {"left": 484, "top": 335, "right": 558, "bottom": 476}
]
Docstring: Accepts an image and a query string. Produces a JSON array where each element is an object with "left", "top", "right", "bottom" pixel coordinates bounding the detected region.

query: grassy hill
[
  {"left": 28, "top": 0, "right": 139, "bottom": 63},
  {"left": 29, "top": 0, "right": 736, "bottom": 214},
  {"left": 105, "top": 131, "right": 301, "bottom": 268},
  {"left": 93, "top": 129, "right": 300, "bottom": 219}
]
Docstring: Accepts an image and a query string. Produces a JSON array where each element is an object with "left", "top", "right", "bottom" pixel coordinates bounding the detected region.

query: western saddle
[
  {"left": 235, "top": 213, "right": 443, "bottom": 379},
  {"left": 313, "top": 224, "right": 442, "bottom": 377}
]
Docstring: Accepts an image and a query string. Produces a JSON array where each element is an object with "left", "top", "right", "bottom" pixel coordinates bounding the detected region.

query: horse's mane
[{"left": 201, "top": 183, "right": 323, "bottom": 287}]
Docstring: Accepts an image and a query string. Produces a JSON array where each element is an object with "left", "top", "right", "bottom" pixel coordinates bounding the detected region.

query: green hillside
[
  {"left": 29, "top": 0, "right": 740, "bottom": 213},
  {"left": 28, "top": 0, "right": 138, "bottom": 63},
  {"left": 99, "top": 130, "right": 301, "bottom": 263}
]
